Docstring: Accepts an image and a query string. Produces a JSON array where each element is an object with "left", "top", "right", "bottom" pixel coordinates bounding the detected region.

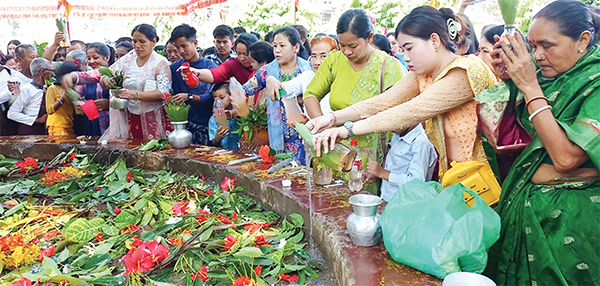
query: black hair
[
  {"left": 132, "top": 24, "right": 159, "bottom": 42},
  {"left": 70, "top": 40, "right": 86, "bottom": 50},
  {"left": 337, "top": 9, "right": 372, "bottom": 39},
  {"left": 213, "top": 25, "right": 234, "bottom": 40},
  {"left": 115, "top": 37, "right": 132, "bottom": 45},
  {"left": 87, "top": 42, "right": 111, "bottom": 58},
  {"left": 7, "top": 40, "right": 20, "bottom": 53},
  {"left": 373, "top": 34, "right": 393, "bottom": 56},
  {"left": 395, "top": 6, "right": 459, "bottom": 53},
  {"left": 273, "top": 26, "right": 309, "bottom": 60},
  {"left": 535, "top": 0, "right": 599, "bottom": 49},
  {"left": 170, "top": 24, "right": 197, "bottom": 43},
  {"left": 235, "top": 33, "right": 259, "bottom": 52},
  {"left": 457, "top": 13, "right": 478, "bottom": 55},
  {"left": 54, "top": 61, "right": 82, "bottom": 86},
  {"left": 52, "top": 47, "right": 67, "bottom": 61},
  {"left": 590, "top": 5, "right": 600, "bottom": 43},
  {"left": 116, "top": 41, "right": 133, "bottom": 51},
  {"left": 482, "top": 25, "right": 505, "bottom": 45},
  {"left": 233, "top": 27, "right": 247, "bottom": 34},
  {"left": 250, "top": 32, "right": 262, "bottom": 40},
  {"left": 202, "top": 47, "right": 216, "bottom": 57},
  {"left": 154, "top": 45, "right": 166, "bottom": 53},
  {"left": 107, "top": 45, "right": 116, "bottom": 66},
  {"left": 264, "top": 31, "right": 275, "bottom": 43},
  {"left": 0, "top": 54, "right": 13, "bottom": 65},
  {"left": 292, "top": 24, "right": 312, "bottom": 55},
  {"left": 314, "top": 32, "right": 327, "bottom": 37},
  {"left": 386, "top": 32, "right": 395, "bottom": 38},
  {"left": 248, "top": 41, "right": 275, "bottom": 64},
  {"left": 212, "top": 82, "right": 230, "bottom": 94}
]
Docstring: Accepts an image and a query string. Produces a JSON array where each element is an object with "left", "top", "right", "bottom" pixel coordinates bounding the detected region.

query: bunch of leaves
[
  {"left": 0, "top": 151, "right": 320, "bottom": 285},
  {"left": 232, "top": 103, "right": 267, "bottom": 140},
  {"left": 98, "top": 67, "right": 126, "bottom": 89},
  {"left": 164, "top": 100, "right": 191, "bottom": 122},
  {"left": 32, "top": 41, "right": 48, "bottom": 57},
  {"left": 134, "top": 139, "right": 169, "bottom": 153}
]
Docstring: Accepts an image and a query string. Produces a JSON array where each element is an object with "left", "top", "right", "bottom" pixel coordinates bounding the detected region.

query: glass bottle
[{"left": 348, "top": 140, "right": 363, "bottom": 192}]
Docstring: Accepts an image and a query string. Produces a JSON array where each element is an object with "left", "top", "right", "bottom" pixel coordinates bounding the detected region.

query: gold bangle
[{"left": 135, "top": 91, "right": 140, "bottom": 101}]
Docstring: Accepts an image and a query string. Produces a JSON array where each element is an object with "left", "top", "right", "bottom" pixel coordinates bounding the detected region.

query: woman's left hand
[
  {"left": 311, "top": 127, "right": 349, "bottom": 157},
  {"left": 495, "top": 33, "right": 539, "bottom": 93}
]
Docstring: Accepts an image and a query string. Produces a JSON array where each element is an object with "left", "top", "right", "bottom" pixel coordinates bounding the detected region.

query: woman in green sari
[
  {"left": 483, "top": 0, "right": 600, "bottom": 285},
  {"left": 302, "top": 9, "right": 407, "bottom": 193}
]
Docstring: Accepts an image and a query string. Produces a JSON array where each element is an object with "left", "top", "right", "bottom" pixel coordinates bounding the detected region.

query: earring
[{"left": 579, "top": 49, "right": 585, "bottom": 54}]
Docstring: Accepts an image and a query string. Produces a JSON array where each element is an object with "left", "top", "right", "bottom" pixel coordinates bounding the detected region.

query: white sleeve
[
  {"left": 7, "top": 87, "right": 37, "bottom": 126},
  {"left": 282, "top": 71, "right": 314, "bottom": 98},
  {"left": 0, "top": 70, "right": 12, "bottom": 105}
]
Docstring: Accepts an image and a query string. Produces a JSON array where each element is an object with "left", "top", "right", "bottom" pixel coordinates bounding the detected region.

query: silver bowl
[{"left": 109, "top": 96, "right": 128, "bottom": 109}]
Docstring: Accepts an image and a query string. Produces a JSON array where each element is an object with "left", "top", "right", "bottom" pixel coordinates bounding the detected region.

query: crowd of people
[{"left": 0, "top": 0, "right": 599, "bottom": 284}]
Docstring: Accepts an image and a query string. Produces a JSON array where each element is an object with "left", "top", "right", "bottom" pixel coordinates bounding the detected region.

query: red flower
[
  {"left": 123, "top": 239, "right": 169, "bottom": 275},
  {"left": 95, "top": 232, "right": 104, "bottom": 242},
  {"left": 254, "top": 235, "right": 269, "bottom": 247},
  {"left": 114, "top": 207, "right": 122, "bottom": 215},
  {"left": 207, "top": 189, "right": 213, "bottom": 195},
  {"left": 244, "top": 223, "right": 262, "bottom": 235},
  {"left": 223, "top": 234, "right": 238, "bottom": 251},
  {"left": 40, "top": 245, "right": 56, "bottom": 261},
  {"left": 126, "top": 172, "right": 133, "bottom": 183},
  {"left": 191, "top": 265, "right": 208, "bottom": 282},
  {"left": 254, "top": 265, "right": 261, "bottom": 277},
  {"left": 279, "top": 273, "right": 299, "bottom": 283},
  {"left": 258, "top": 145, "right": 275, "bottom": 163},
  {"left": 218, "top": 215, "right": 233, "bottom": 224},
  {"left": 232, "top": 212, "right": 238, "bottom": 220},
  {"left": 41, "top": 231, "right": 61, "bottom": 241},
  {"left": 68, "top": 153, "right": 77, "bottom": 162},
  {"left": 199, "top": 176, "right": 205, "bottom": 183},
  {"left": 31, "top": 237, "right": 39, "bottom": 244},
  {"left": 120, "top": 224, "right": 142, "bottom": 234},
  {"left": 168, "top": 237, "right": 183, "bottom": 246},
  {"left": 231, "top": 276, "right": 256, "bottom": 286},
  {"left": 196, "top": 209, "right": 209, "bottom": 224},
  {"left": 95, "top": 186, "right": 102, "bottom": 191},
  {"left": 220, "top": 177, "right": 235, "bottom": 191},
  {"left": 262, "top": 222, "right": 275, "bottom": 228},
  {"left": 162, "top": 92, "right": 170, "bottom": 101},
  {"left": 15, "top": 157, "right": 38, "bottom": 173},
  {"left": 171, "top": 201, "right": 189, "bottom": 216},
  {"left": 9, "top": 276, "right": 32, "bottom": 286}
]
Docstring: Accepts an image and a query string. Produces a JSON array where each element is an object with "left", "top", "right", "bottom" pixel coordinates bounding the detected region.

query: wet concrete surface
[{"left": 0, "top": 136, "right": 442, "bottom": 286}]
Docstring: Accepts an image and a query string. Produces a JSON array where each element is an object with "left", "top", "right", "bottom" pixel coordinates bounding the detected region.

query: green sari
[{"left": 484, "top": 45, "right": 600, "bottom": 285}]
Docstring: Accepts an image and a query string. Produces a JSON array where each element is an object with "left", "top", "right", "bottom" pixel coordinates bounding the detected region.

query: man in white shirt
[
  {"left": 8, "top": 58, "right": 53, "bottom": 135},
  {"left": 0, "top": 44, "right": 37, "bottom": 105}
]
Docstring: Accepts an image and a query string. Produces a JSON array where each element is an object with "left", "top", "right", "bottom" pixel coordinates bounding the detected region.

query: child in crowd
[
  {"left": 46, "top": 62, "right": 81, "bottom": 136},
  {"left": 209, "top": 82, "right": 240, "bottom": 150},
  {"left": 365, "top": 124, "right": 438, "bottom": 202}
]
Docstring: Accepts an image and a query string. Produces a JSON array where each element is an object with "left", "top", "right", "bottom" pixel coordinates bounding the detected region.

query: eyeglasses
[{"left": 41, "top": 68, "right": 56, "bottom": 74}]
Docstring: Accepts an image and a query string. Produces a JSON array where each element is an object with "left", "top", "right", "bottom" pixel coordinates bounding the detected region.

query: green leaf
[
  {"left": 107, "top": 181, "right": 125, "bottom": 196},
  {"left": 101, "top": 225, "right": 119, "bottom": 236},
  {"left": 115, "top": 159, "right": 128, "bottom": 182},
  {"left": 133, "top": 198, "right": 149, "bottom": 211},
  {"left": 288, "top": 231, "right": 304, "bottom": 244},
  {"left": 57, "top": 248, "right": 70, "bottom": 263},
  {"left": 129, "top": 183, "right": 142, "bottom": 199},
  {"left": 42, "top": 256, "right": 61, "bottom": 276},
  {"left": 233, "top": 247, "right": 263, "bottom": 258},
  {"left": 304, "top": 266, "right": 318, "bottom": 278},
  {"left": 92, "top": 276, "right": 125, "bottom": 286},
  {"left": 284, "top": 264, "right": 306, "bottom": 271},
  {"left": 63, "top": 217, "right": 105, "bottom": 243},
  {"left": 114, "top": 210, "right": 141, "bottom": 229},
  {"left": 82, "top": 254, "right": 111, "bottom": 270},
  {"left": 2, "top": 201, "right": 25, "bottom": 218},
  {"left": 289, "top": 213, "right": 304, "bottom": 227},
  {"left": 93, "top": 238, "right": 117, "bottom": 256}
]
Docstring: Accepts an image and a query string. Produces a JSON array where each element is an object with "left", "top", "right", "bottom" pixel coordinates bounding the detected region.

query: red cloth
[{"left": 209, "top": 58, "right": 254, "bottom": 84}]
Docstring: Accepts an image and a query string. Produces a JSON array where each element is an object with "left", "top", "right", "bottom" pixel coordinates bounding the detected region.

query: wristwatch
[
  {"left": 343, "top": 121, "right": 354, "bottom": 138},
  {"left": 188, "top": 93, "right": 194, "bottom": 101}
]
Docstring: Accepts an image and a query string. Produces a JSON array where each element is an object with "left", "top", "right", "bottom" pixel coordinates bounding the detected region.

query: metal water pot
[
  {"left": 346, "top": 194, "right": 382, "bottom": 246},
  {"left": 168, "top": 121, "right": 192, "bottom": 149},
  {"left": 109, "top": 89, "right": 128, "bottom": 109}
]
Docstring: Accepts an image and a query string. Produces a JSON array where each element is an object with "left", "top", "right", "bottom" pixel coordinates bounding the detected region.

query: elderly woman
[
  {"left": 63, "top": 24, "right": 171, "bottom": 140},
  {"left": 481, "top": 0, "right": 600, "bottom": 285}
]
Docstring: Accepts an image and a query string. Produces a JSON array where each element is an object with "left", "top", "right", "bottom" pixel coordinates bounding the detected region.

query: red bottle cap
[
  {"left": 181, "top": 62, "right": 190, "bottom": 72},
  {"left": 350, "top": 140, "right": 358, "bottom": 146}
]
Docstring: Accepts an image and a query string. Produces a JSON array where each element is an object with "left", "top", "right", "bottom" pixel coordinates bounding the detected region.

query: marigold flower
[
  {"left": 258, "top": 145, "right": 275, "bottom": 163},
  {"left": 95, "top": 233, "right": 104, "bottom": 242}
]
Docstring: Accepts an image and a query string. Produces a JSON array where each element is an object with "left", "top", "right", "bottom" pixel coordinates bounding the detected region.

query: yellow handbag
[{"left": 441, "top": 161, "right": 502, "bottom": 207}]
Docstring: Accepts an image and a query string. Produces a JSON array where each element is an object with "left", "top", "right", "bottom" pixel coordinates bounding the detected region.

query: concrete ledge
[{"left": 0, "top": 137, "right": 442, "bottom": 286}]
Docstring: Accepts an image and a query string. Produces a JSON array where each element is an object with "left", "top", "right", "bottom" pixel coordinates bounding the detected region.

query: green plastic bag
[{"left": 381, "top": 179, "right": 501, "bottom": 279}]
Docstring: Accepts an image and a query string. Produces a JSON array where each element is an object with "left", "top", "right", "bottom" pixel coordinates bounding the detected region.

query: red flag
[{"left": 295, "top": 0, "right": 300, "bottom": 12}]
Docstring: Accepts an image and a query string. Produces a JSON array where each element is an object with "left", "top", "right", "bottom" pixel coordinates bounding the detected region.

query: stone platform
[{"left": 0, "top": 136, "right": 442, "bottom": 286}]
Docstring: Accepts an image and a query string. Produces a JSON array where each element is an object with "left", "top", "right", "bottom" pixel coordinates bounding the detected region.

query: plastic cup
[{"left": 81, "top": 99, "right": 99, "bottom": 120}]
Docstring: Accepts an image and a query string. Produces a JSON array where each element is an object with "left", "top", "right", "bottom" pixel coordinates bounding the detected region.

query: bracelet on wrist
[
  {"left": 135, "top": 91, "right": 140, "bottom": 101},
  {"left": 525, "top": 96, "right": 549, "bottom": 110},
  {"left": 330, "top": 112, "right": 337, "bottom": 126},
  {"left": 528, "top": 105, "right": 552, "bottom": 121},
  {"left": 57, "top": 98, "right": 63, "bottom": 105}
]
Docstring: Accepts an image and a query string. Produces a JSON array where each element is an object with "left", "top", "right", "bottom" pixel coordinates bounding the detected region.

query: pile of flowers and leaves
[{"left": 0, "top": 150, "right": 320, "bottom": 286}]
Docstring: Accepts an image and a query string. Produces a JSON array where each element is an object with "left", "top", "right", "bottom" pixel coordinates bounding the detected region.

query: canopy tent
[{"left": 0, "top": 0, "right": 228, "bottom": 18}]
